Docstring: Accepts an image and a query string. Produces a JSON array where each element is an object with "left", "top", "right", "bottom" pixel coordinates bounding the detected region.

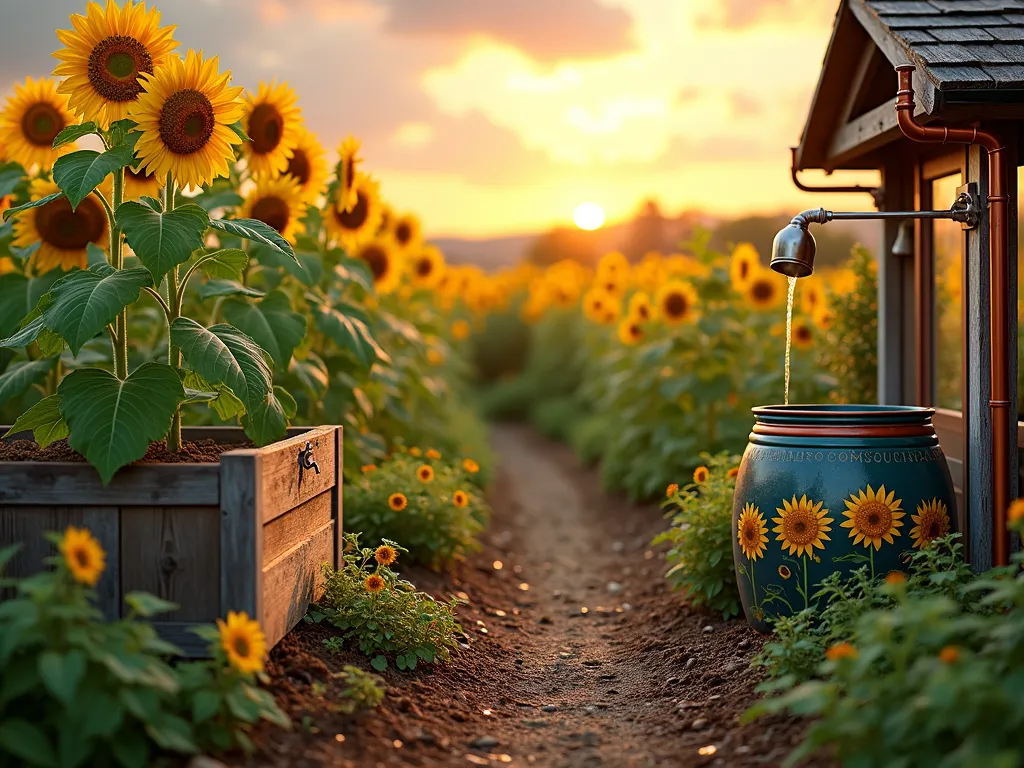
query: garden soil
[{"left": 243, "top": 425, "right": 826, "bottom": 768}]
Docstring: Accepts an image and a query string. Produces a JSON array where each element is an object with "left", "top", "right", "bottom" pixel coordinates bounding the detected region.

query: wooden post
[
  {"left": 220, "top": 450, "right": 262, "bottom": 622},
  {"left": 878, "top": 153, "right": 916, "bottom": 405},
  {"left": 331, "top": 427, "right": 344, "bottom": 569}
]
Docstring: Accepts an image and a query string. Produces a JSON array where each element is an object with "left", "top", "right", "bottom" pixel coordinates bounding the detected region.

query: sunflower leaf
[
  {"left": 58, "top": 363, "right": 184, "bottom": 485},
  {"left": 194, "top": 279, "right": 265, "bottom": 301},
  {"left": 0, "top": 359, "right": 56, "bottom": 410},
  {"left": 40, "top": 264, "right": 152, "bottom": 356},
  {"left": 195, "top": 248, "right": 247, "bottom": 280},
  {"left": 0, "top": 314, "right": 47, "bottom": 350},
  {"left": 209, "top": 217, "right": 296, "bottom": 263},
  {"left": 0, "top": 162, "right": 27, "bottom": 199},
  {"left": 2, "top": 193, "right": 64, "bottom": 223},
  {"left": 242, "top": 388, "right": 289, "bottom": 446},
  {"left": 2, "top": 395, "right": 68, "bottom": 448},
  {"left": 313, "top": 304, "right": 384, "bottom": 370},
  {"left": 334, "top": 258, "right": 374, "bottom": 293},
  {"left": 228, "top": 120, "right": 251, "bottom": 143},
  {"left": 193, "top": 189, "right": 243, "bottom": 212},
  {"left": 0, "top": 272, "right": 61, "bottom": 339},
  {"left": 52, "top": 145, "right": 136, "bottom": 210},
  {"left": 222, "top": 289, "right": 306, "bottom": 369},
  {"left": 117, "top": 201, "right": 210, "bottom": 284},
  {"left": 51, "top": 122, "right": 100, "bottom": 150},
  {"left": 170, "top": 318, "right": 273, "bottom": 414}
]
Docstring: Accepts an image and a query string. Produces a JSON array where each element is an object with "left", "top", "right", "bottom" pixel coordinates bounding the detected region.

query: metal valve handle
[{"left": 298, "top": 441, "right": 321, "bottom": 482}]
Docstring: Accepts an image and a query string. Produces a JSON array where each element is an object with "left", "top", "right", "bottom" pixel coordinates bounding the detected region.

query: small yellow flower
[
  {"left": 452, "top": 319, "right": 471, "bottom": 340},
  {"left": 409, "top": 447, "right": 422, "bottom": 457},
  {"left": 693, "top": 466, "right": 709, "bottom": 484},
  {"left": 463, "top": 458, "right": 480, "bottom": 474},
  {"left": 217, "top": 611, "right": 267, "bottom": 675},
  {"left": 417, "top": 465, "right": 435, "bottom": 483},
  {"left": 825, "top": 642, "right": 858, "bottom": 661},
  {"left": 374, "top": 545, "right": 397, "bottom": 566},
  {"left": 453, "top": 490, "right": 469, "bottom": 508},
  {"left": 666, "top": 483, "right": 679, "bottom": 497},
  {"left": 361, "top": 464, "right": 377, "bottom": 474},
  {"left": 60, "top": 526, "right": 106, "bottom": 586},
  {"left": 1008, "top": 498, "right": 1024, "bottom": 525},
  {"left": 426, "top": 449, "right": 441, "bottom": 460},
  {"left": 427, "top": 348, "right": 444, "bottom": 366},
  {"left": 388, "top": 493, "right": 407, "bottom": 511},
  {"left": 727, "top": 467, "right": 739, "bottom": 479},
  {"left": 365, "top": 574, "right": 386, "bottom": 593},
  {"left": 939, "top": 645, "right": 960, "bottom": 664}
]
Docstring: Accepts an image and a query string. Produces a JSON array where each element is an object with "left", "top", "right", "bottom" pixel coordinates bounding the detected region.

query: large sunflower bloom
[
  {"left": 242, "top": 80, "right": 301, "bottom": 179},
  {"left": 746, "top": 267, "right": 784, "bottom": 310},
  {"left": 627, "top": 291, "right": 655, "bottom": 323},
  {"left": 60, "top": 525, "right": 106, "bottom": 586},
  {"left": 353, "top": 236, "right": 402, "bottom": 294},
  {"left": 130, "top": 50, "right": 245, "bottom": 191},
  {"left": 729, "top": 243, "right": 759, "bottom": 292},
  {"left": 13, "top": 178, "right": 108, "bottom": 273},
  {"left": 0, "top": 77, "right": 76, "bottom": 170},
  {"left": 238, "top": 174, "right": 306, "bottom": 243},
  {"left": 773, "top": 494, "right": 833, "bottom": 558},
  {"left": 409, "top": 244, "right": 446, "bottom": 289},
  {"left": 840, "top": 484, "right": 904, "bottom": 550},
  {"left": 656, "top": 280, "right": 699, "bottom": 325},
  {"left": 791, "top": 318, "right": 813, "bottom": 350},
  {"left": 390, "top": 212, "right": 422, "bottom": 254},
  {"left": 283, "top": 125, "right": 328, "bottom": 203},
  {"left": 617, "top": 318, "right": 644, "bottom": 346},
  {"left": 910, "top": 497, "right": 950, "bottom": 549},
  {"left": 52, "top": 0, "right": 178, "bottom": 127},
  {"left": 217, "top": 611, "right": 266, "bottom": 675},
  {"left": 737, "top": 502, "right": 768, "bottom": 561},
  {"left": 336, "top": 135, "right": 362, "bottom": 213},
  {"left": 324, "top": 171, "right": 382, "bottom": 252}
]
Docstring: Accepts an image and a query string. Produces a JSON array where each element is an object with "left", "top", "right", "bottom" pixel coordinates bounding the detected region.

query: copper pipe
[
  {"left": 789, "top": 147, "right": 883, "bottom": 204},
  {"left": 894, "top": 64, "right": 1010, "bottom": 565}
]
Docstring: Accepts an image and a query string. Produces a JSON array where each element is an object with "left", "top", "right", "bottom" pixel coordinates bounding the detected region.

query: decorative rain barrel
[{"left": 731, "top": 405, "right": 956, "bottom": 633}]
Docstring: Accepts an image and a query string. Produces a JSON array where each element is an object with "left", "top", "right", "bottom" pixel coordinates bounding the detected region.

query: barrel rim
[{"left": 752, "top": 404, "right": 935, "bottom": 424}]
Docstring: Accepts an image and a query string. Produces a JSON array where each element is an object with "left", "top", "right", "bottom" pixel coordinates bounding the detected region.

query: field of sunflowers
[{"left": 5, "top": 2, "right": 1024, "bottom": 767}]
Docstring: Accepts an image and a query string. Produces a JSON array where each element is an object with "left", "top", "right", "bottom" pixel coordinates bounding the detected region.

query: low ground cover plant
[{"left": 308, "top": 534, "right": 463, "bottom": 672}]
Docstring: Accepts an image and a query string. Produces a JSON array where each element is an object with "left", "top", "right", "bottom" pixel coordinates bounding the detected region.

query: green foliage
[
  {"left": 310, "top": 534, "right": 464, "bottom": 671},
  {"left": 116, "top": 199, "right": 210, "bottom": 284},
  {"left": 819, "top": 245, "right": 878, "bottom": 404},
  {"left": 652, "top": 452, "right": 742, "bottom": 619},
  {"left": 52, "top": 146, "right": 134, "bottom": 209},
  {"left": 0, "top": 533, "right": 288, "bottom": 767},
  {"left": 329, "top": 665, "right": 386, "bottom": 714},
  {"left": 344, "top": 452, "right": 488, "bottom": 568}
]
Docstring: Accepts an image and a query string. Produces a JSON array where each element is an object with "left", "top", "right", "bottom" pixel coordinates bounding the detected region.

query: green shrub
[
  {"left": 331, "top": 665, "right": 386, "bottom": 714},
  {"left": 310, "top": 534, "right": 464, "bottom": 672},
  {"left": 652, "top": 452, "right": 742, "bottom": 619},
  {"left": 0, "top": 529, "right": 287, "bottom": 767},
  {"left": 820, "top": 245, "right": 878, "bottom": 404},
  {"left": 343, "top": 451, "right": 488, "bottom": 567}
]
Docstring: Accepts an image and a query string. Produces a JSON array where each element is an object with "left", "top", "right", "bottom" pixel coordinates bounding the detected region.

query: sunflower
[
  {"left": 778, "top": 565, "right": 792, "bottom": 579},
  {"left": 727, "top": 467, "right": 740, "bottom": 479},
  {"left": 0, "top": 77, "right": 76, "bottom": 170},
  {"left": 123, "top": 164, "right": 160, "bottom": 199},
  {"left": 426, "top": 449, "right": 441, "bottom": 461},
  {"left": 666, "top": 483, "right": 679, "bottom": 497},
  {"left": 325, "top": 172, "right": 383, "bottom": 251},
  {"left": 1009, "top": 498, "right": 1024, "bottom": 525},
  {"left": 729, "top": 243, "right": 759, "bottom": 292},
  {"left": 453, "top": 490, "right": 469, "bottom": 508},
  {"left": 60, "top": 525, "right": 106, "bottom": 586},
  {"left": 582, "top": 288, "right": 611, "bottom": 323},
  {"left": 13, "top": 178, "right": 108, "bottom": 273},
  {"left": 409, "top": 447, "right": 421, "bottom": 457},
  {"left": 241, "top": 80, "right": 301, "bottom": 179},
  {"left": 353, "top": 236, "right": 401, "bottom": 294},
  {"left": 812, "top": 306, "right": 834, "bottom": 331},
  {"left": 656, "top": 280, "right": 699, "bottom": 325},
  {"left": 736, "top": 502, "right": 768, "bottom": 561},
  {"left": 283, "top": 125, "right": 328, "bottom": 203},
  {"left": 417, "top": 465, "right": 434, "bottom": 483},
  {"left": 799, "top": 276, "right": 826, "bottom": 316},
  {"left": 617, "top": 318, "right": 644, "bottom": 346},
  {"left": 598, "top": 272, "right": 627, "bottom": 298},
  {"left": 597, "top": 250, "right": 629, "bottom": 279},
  {"left": 791, "top": 318, "right": 813, "bottom": 350},
  {"left": 693, "top": 466, "right": 709, "bottom": 484},
  {"left": 598, "top": 298, "right": 622, "bottom": 325},
  {"left": 773, "top": 495, "right": 833, "bottom": 558},
  {"left": 217, "top": 610, "right": 266, "bottom": 674},
  {"left": 463, "top": 458, "right": 479, "bottom": 474},
  {"left": 840, "top": 485, "right": 904, "bottom": 550},
  {"left": 374, "top": 545, "right": 398, "bottom": 566},
  {"left": 130, "top": 49, "right": 245, "bottom": 191},
  {"left": 746, "top": 268, "right": 784, "bottom": 310},
  {"left": 451, "top": 319, "right": 471, "bottom": 340},
  {"left": 238, "top": 175, "right": 306, "bottom": 243},
  {"left": 390, "top": 212, "right": 422, "bottom": 253},
  {"left": 388, "top": 493, "right": 407, "bottom": 511},
  {"left": 627, "top": 292, "right": 654, "bottom": 323},
  {"left": 410, "top": 244, "right": 445, "bottom": 288},
  {"left": 377, "top": 201, "right": 393, "bottom": 234},
  {"left": 53, "top": 0, "right": 178, "bottom": 127},
  {"left": 910, "top": 497, "right": 950, "bottom": 549},
  {"left": 336, "top": 135, "right": 362, "bottom": 213},
  {"left": 365, "top": 574, "right": 386, "bottom": 593}
]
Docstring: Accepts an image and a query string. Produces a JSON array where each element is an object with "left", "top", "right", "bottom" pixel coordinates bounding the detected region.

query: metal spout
[{"left": 770, "top": 208, "right": 829, "bottom": 278}]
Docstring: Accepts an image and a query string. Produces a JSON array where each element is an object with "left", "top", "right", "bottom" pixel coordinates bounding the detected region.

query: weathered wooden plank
[
  {"left": 220, "top": 451, "right": 261, "bottom": 621},
  {"left": 154, "top": 621, "right": 213, "bottom": 658},
  {"left": 261, "top": 520, "right": 334, "bottom": 649},
  {"left": 0, "top": 505, "right": 120, "bottom": 620},
  {"left": 262, "top": 491, "right": 333, "bottom": 565},
  {"left": 0, "top": 460, "right": 220, "bottom": 506},
  {"left": 331, "top": 427, "right": 344, "bottom": 570},
  {"left": 120, "top": 506, "right": 220, "bottom": 622}
]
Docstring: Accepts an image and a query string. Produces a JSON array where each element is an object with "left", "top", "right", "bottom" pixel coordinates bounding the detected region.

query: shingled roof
[{"left": 859, "top": 0, "right": 1024, "bottom": 90}]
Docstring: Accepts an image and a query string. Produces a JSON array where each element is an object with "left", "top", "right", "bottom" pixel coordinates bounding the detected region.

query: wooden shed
[{"left": 792, "top": 0, "right": 1024, "bottom": 569}]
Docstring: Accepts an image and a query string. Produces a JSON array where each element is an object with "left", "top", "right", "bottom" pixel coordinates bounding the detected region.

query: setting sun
[{"left": 573, "top": 202, "right": 605, "bottom": 231}]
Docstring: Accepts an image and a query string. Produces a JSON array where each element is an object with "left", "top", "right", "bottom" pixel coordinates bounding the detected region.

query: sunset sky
[{"left": 3, "top": 0, "right": 876, "bottom": 237}]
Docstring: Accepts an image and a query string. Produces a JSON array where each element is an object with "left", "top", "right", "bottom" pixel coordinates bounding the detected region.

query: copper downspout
[
  {"left": 789, "top": 147, "right": 884, "bottom": 205},
  {"left": 894, "top": 64, "right": 1010, "bottom": 565}
]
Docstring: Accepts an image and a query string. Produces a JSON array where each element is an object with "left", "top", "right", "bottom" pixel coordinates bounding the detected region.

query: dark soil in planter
[
  {"left": 245, "top": 425, "right": 826, "bottom": 768},
  {"left": 0, "top": 438, "right": 252, "bottom": 464}
]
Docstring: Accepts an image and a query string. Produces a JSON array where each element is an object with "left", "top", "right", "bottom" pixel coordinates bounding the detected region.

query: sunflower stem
[
  {"left": 164, "top": 172, "right": 183, "bottom": 454},
  {"left": 802, "top": 555, "right": 810, "bottom": 610},
  {"left": 111, "top": 168, "right": 129, "bottom": 380},
  {"left": 869, "top": 547, "right": 875, "bottom": 580}
]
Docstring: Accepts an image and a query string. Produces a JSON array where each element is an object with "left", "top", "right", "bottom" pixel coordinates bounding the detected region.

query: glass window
[{"left": 933, "top": 173, "right": 963, "bottom": 411}]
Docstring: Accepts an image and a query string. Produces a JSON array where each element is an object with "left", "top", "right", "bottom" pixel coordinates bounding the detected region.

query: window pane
[{"left": 933, "top": 173, "right": 962, "bottom": 411}]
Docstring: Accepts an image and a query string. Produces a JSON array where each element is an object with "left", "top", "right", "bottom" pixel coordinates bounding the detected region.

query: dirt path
[{"left": 250, "top": 425, "right": 815, "bottom": 768}]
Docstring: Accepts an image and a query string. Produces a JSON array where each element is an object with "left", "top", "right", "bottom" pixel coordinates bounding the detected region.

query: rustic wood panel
[
  {"left": 331, "top": 427, "right": 344, "bottom": 569},
  {"left": 220, "top": 451, "right": 261, "bottom": 621},
  {"left": 120, "top": 506, "right": 220, "bottom": 622},
  {"left": 0, "top": 505, "right": 120, "bottom": 620},
  {"left": 262, "top": 491, "right": 332, "bottom": 565},
  {"left": 261, "top": 520, "right": 334, "bottom": 649},
  {"left": 247, "top": 426, "right": 339, "bottom": 524},
  {"left": 0, "top": 461, "right": 220, "bottom": 506},
  {"left": 155, "top": 621, "right": 215, "bottom": 658}
]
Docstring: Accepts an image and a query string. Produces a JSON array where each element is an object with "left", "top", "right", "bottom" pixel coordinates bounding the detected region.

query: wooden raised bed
[{"left": 0, "top": 425, "right": 343, "bottom": 655}]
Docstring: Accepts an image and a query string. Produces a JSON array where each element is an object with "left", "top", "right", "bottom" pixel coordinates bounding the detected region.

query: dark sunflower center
[
  {"left": 75, "top": 548, "right": 90, "bottom": 567},
  {"left": 285, "top": 149, "right": 311, "bottom": 185},
  {"left": 360, "top": 245, "right": 389, "bottom": 281},
  {"left": 249, "top": 103, "right": 283, "bottom": 155},
  {"left": 751, "top": 281, "right": 773, "bottom": 301},
  {"left": 35, "top": 195, "right": 107, "bottom": 250},
  {"left": 344, "top": 158, "right": 356, "bottom": 191},
  {"left": 868, "top": 512, "right": 880, "bottom": 526},
  {"left": 630, "top": 324, "right": 641, "bottom": 337},
  {"left": 250, "top": 195, "right": 291, "bottom": 233},
  {"left": 233, "top": 636, "right": 250, "bottom": 657},
  {"left": 927, "top": 521, "right": 939, "bottom": 537},
  {"left": 740, "top": 261, "right": 749, "bottom": 278},
  {"left": 794, "top": 521, "right": 807, "bottom": 534},
  {"left": 334, "top": 191, "right": 369, "bottom": 231},
  {"left": 21, "top": 102, "right": 65, "bottom": 147},
  {"left": 159, "top": 89, "right": 215, "bottom": 155},
  {"left": 638, "top": 306, "right": 649, "bottom": 319},
  {"left": 395, "top": 222, "right": 412, "bottom": 244},
  {"left": 88, "top": 35, "right": 153, "bottom": 101},
  {"left": 796, "top": 326, "right": 812, "bottom": 343},
  {"left": 416, "top": 257, "right": 433, "bottom": 277},
  {"left": 665, "top": 293, "right": 688, "bottom": 317}
]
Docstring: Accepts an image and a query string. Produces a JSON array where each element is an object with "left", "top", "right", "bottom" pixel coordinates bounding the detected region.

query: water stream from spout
[{"left": 784, "top": 276, "right": 797, "bottom": 406}]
